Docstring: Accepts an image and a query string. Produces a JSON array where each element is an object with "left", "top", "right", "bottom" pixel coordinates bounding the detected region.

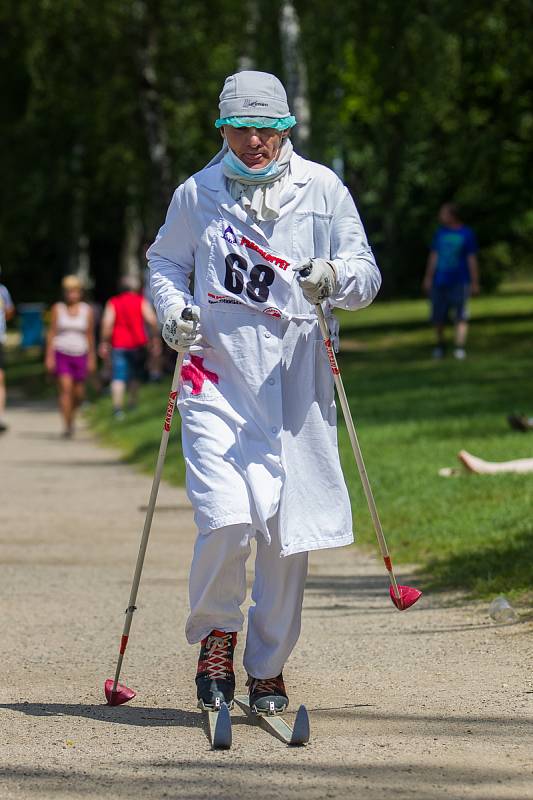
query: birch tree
[{"left": 279, "top": 0, "right": 310, "bottom": 153}]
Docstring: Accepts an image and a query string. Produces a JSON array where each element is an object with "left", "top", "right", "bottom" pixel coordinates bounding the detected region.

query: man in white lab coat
[{"left": 148, "top": 71, "right": 381, "bottom": 714}]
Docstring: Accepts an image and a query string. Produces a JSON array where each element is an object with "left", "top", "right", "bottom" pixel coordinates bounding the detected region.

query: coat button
[
  {"left": 264, "top": 331, "right": 271, "bottom": 338},
  {"left": 268, "top": 378, "right": 275, "bottom": 385},
  {"left": 271, "top": 426, "right": 278, "bottom": 434}
]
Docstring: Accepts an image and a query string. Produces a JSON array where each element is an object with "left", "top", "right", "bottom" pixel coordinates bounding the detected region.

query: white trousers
[{"left": 185, "top": 517, "right": 308, "bottom": 679}]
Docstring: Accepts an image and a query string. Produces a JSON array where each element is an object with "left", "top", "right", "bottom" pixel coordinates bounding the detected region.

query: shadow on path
[
  {"left": 0, "top": 702, "right": 205, "bottom": 729},
  {"left": 0, "top": 701, "right": 284, "bottom": 747},
  {"left": 3, "top": 702, "right": 531, "bottom": 738},
  {"left": 0, "top": 760, "right": 530, "bottom": 800}
]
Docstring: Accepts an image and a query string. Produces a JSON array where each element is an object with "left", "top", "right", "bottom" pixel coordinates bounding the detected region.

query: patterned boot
[
  {"left": 247, "top": 672, "right": 288, "bottom": 715},
  {"left": 196, "top": 630, "right": 236, "bottom": 710}
]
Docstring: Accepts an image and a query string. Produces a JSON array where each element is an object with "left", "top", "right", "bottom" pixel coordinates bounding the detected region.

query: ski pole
[
  {"left": 315, "top": 303, "right": 421, "bottom": 611},
  {"left": 105, "top": 346, "right": 186, "bottom": 705}
]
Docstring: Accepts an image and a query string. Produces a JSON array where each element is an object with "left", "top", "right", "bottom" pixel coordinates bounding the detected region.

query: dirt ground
[{"left": 1, "top": 398, "right": 532, "bottom": 800}]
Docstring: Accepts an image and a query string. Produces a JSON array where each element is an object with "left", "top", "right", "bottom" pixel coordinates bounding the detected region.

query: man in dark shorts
[
  {"left": 422, "top": 203, "right": 480, "bottom": 359},
  {"left": 0, "top": 272, "right": 15, "bottom": 433},
  {"left": 99, "top": 276, "right": 160, "bottom": 418}
]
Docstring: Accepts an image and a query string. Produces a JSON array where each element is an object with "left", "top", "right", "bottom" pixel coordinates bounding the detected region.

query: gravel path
[{"left": 1, "top": 399, "right": 532, "bottom": 800}]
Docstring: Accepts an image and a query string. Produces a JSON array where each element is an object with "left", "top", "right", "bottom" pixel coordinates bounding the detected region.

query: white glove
[
  {"left": 293, "top": 259, "right": 336, "bottom": 304},
  {"left": 162, "top": 304, "right": 201, "bottom": 352}
]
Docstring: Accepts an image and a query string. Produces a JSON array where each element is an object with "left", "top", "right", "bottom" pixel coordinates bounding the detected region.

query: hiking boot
[
  {"left": 196, "top": 630, "right": 236, "bottom": 710},
  {"left": 247, "top": 673, "right": 288, "bottom": 715}
]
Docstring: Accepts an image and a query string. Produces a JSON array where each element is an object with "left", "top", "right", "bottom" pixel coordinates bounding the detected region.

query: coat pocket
[{"left": 292, "top": 211, "right": 333, "bottom": 261}]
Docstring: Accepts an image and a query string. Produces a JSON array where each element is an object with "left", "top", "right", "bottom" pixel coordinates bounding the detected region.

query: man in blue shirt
[{"left": 422, "top": 203, "right": 480, "bottom": 359}]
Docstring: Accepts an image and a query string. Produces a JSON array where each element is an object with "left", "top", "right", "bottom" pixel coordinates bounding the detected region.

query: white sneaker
[{"left": 454, "top": 348, "right": 466, "bottom": 360}]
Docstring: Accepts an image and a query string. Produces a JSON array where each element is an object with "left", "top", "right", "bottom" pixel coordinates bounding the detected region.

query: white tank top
[{"left": 53, "top": 302, "right": 90, "bottom": 356}]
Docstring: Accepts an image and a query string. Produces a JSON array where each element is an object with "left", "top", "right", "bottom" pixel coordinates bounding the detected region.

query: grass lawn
[
  {"left": 4, "top": 344, "right": 55, "bottom": 399},
  {"left": 85, "top": 282, "right": 533, "bottom": 601}
]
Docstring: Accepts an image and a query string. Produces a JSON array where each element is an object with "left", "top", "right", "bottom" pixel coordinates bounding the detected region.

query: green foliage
[
  {"left": 86, "top": 284, "right": 533, "bottom": 600},
  {"left": 2, "top": 1, "right": 533, "bottom": 301},
  {"left": 297, "top": 0, "right": 533, "bottom": 294},
  {"left": 0, "top": 0, "right": 244, "bottom": 301},
  {"left": 3, "top": 346, "right": 54, "bottom": 399}
]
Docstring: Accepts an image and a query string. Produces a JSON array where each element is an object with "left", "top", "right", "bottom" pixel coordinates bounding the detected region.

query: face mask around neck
[{"left": 222, "top": 146, "right": 281, "bottom": 180}]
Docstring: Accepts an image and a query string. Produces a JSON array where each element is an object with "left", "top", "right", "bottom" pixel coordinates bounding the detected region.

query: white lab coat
[{"left": 148, "top": 152, "right": 381, "bottom": 556}]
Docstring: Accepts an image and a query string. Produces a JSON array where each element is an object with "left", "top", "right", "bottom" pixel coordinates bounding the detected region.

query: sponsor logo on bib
[
  {"left": 222, "top": 225, "right": 237, "bottom": 244},
  {"left": 240, "top": 235, "right": 290, "bottom": 271},
  {"left": 207, "top": 291, "right": 245, "bottom": 306}
]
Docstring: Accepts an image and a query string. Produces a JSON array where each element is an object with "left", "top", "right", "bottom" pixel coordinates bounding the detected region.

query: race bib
[{"left": 207, "top": 221, "right": 294, "bottom": 318}]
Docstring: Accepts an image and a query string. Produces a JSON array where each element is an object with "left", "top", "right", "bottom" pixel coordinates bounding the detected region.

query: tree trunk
[
  {"left": 279, "top": 0, "right": 310, "bottom": 154},
  {"left": 120, "top": 203, "right": 143, "bottom": 283},
  {"left": 69, "top": 142, "right": 91, "bottom": 286},
  {"left": 238, "top": 0, "right": 260, "bottom": 71},
  {"left": 135, "top": 2, "right": 173, "bottom": 239}
]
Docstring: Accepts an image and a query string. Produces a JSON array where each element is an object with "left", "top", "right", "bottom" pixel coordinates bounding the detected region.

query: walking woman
[{"left": 45, "top": 275, "right": 96, "bottom": 437}]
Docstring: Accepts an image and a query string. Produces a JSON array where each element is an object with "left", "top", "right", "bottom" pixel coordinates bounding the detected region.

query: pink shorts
[{"left": 55, "top": 350, "right": 88, "bottom": 382}]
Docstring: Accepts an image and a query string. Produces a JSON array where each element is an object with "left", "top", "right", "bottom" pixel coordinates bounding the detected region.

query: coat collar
[
  {"left": 196, "top": 153, "right": 313, "bottom": 243},
  {"left": 279, "top": 153, "right": 312, "bottom": 208},
  {"left": 288, "top": 152, "right": 314, "bottom": 186}
]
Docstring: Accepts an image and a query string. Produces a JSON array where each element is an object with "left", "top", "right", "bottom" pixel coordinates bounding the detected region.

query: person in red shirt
[{"left": 99, "top": 276, "right": 160, "bottom": 418}]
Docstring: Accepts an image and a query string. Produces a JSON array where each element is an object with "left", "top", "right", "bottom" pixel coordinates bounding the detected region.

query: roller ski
[
  {"left": 204, "top": 700, "right": 232, "bottom": 750},
  {"left": 235, "top": 673, "right": 310, "bottom": 746},
  {"left": 196, "top": 630, "right": 235, "bottom": 749}
]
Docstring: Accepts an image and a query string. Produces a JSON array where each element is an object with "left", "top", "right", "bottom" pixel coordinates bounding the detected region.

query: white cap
[{"left": 219, "top": 71, "right": 291, "bottom": 118}]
